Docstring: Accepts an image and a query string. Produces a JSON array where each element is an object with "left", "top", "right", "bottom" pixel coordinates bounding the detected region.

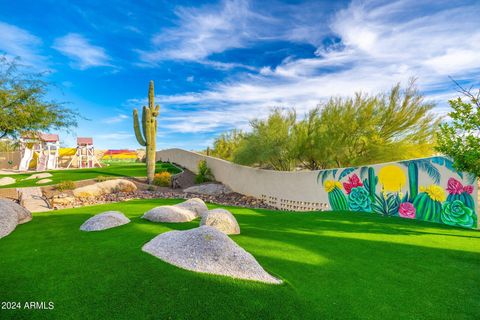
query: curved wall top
[{"left": 157, "top": 148, "right": 478, "bottom": 229}]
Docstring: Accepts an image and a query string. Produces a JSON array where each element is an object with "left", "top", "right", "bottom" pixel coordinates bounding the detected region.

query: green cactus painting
[
  {"left": 133, "top": 81, "right": 160, "bottom": 184},
  {"left": 324, "top": 180, "right": 348, "bottom": 210}
]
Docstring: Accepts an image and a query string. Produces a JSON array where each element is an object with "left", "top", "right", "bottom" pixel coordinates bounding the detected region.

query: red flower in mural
[
  {"left": 463, "top": 185, "right": 473, "bottom": 194},
  {"left": 343, "top": 174, "right": 363, "bottom": 194},
  {"left": 446, "top": 177, "right": 473, "bottom": 195},
  {"left": 398, "top": 202, "right": 416, "bottom": 219}
]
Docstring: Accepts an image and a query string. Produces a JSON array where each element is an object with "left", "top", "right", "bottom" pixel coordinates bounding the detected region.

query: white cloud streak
[
  {"left": 102, "top": 114, "right": 129, "bottom": 124},
  {"left": 53, "top": 33, "right": 112, "bottom": 70},
  {"left": 0, "top": 21, "right": 47, "bottom": 69},
  {"left": 129, "top": 0, "right": 480, "bottom": 136}
]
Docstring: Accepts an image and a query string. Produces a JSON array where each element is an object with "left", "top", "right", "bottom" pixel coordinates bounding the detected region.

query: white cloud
[
  {"left": 186, "top": 75, "right": 194, "bottom": 82},
  {"left": 0, "top": 21, "right": 47, "bottom": 68},
  {"left": 102, "top": 114, "right": 129, "bottom": 124},
  {"left": 138, "top": 0, "right": 258, "bottom": 63},
  {"left": 136, "top": 0, "right": 332, "bottom": 67},
  {"left": 130, "top": 0, "right": 480, "bottom": 137},
  {"left": 53, "top": 33, "right": 112, "bottom": 70}
]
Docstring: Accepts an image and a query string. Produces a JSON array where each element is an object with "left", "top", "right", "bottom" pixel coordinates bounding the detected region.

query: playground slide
[
  {"left": 37, "top": 154, "right": 46, "bottom": 171},
  {"left": 19, "top": 147, "right": 34, "bottom": 171},
  {"left": 46, "top": 154, "right": 56, "bottom": 170}
]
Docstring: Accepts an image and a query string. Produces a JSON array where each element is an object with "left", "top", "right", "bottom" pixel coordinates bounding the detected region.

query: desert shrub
[
  {"left": 153, "top": 172, "right": 172, "bottom": 187},
  {"left": 56, "top": 180, "right": 75, "bottom": 191},
  {"left": 195, "top": 160, "right": 214, "bottom": 184},
  {"left": 95, "top": 175, "right": 109, "bottom": 182}
]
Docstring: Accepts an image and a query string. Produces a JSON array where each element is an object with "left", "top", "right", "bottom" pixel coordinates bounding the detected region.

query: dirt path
[{"left": 18, "top": 187, "right": 51, "bottom": 212}]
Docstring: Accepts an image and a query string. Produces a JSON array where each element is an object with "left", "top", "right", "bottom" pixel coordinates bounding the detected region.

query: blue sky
[{"left": 1, "top": 0, "right": 479, "bottom": 150}]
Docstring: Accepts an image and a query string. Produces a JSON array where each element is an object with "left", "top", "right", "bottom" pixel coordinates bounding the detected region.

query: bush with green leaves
[
  {"left": 436, "top": 81, "right": 480, "bottom": 177},
  {"left": 152, "top": 172, "right": 171, "bottom": 187},
  {"left": 94, "top": 175, "right": 109, "bottom": 182},
  {"left": 195, "top": 160, "right": 214, "bottom": 184}
]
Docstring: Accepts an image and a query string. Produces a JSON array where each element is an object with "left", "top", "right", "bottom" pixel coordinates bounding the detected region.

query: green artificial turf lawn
[
  {"left": 0, "top": 199, "right": 479, "bottom": 320},
  {"left": 0, "top": 162, "right": 181, "bottom": 188}
]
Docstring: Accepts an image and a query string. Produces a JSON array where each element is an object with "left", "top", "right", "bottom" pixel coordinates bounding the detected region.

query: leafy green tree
[
  {"left": 0, "top": 57, "right": 80, "bottom": 139},
  {"left": 291, "top": 107, "right": 338, "bottom": 170},
  {"left": 319, "top": 81, "right": 438, "bottom": 168},
  {"left": 211, "top": 81, "right": 437, "bottom": 171},
  {"left": 436, "top": 81, "right": 480, "bottom": 177},
  {"left": 210, "top": 129, "right": 244, "bottom": 161},
  {"left": 233, "top": 109, "right": 297, "bottom": 171}
]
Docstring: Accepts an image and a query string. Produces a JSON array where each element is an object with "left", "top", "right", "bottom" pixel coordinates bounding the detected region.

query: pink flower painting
[
  {"left": 343, "top": 174, "right": 363, "bottom": 194},
  {"left": 446, "top": 177, "right": 473, "bottom": 195},
  {"left": 398, "top": 202, "right": 416, "bottom": 219}
]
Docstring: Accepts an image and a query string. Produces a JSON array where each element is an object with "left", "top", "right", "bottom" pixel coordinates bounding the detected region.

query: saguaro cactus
[{"left": 133, "top": 81, "right": 160, "bottom": 184}]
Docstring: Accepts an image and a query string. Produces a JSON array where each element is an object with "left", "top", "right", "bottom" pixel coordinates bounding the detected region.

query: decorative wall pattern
[
  {"left": 318, "top": 157, "right": 477, "bottom": 229},
  {"left": 157, "top": 149, "right": 478, "bottom": 230}
]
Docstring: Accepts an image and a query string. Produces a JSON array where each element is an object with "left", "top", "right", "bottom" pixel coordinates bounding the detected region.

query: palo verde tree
[
  {"left": 0, "top": 56, "right": 80, "bottom": 139},
  {"left": 211, "top": 80, "right": 437, "bottom": 171},
  {"left": 233, "top": 109, "right": 297, "bottom": 171},
  {"left": 133, "top": 81, "right": 160, "bottom": 184},
  {"left": 436, "top": 80, "right": 480, "bottom": 177}
]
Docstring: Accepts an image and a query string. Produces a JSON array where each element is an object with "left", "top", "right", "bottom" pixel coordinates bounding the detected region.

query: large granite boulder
[
  {"left": 142, "top": 226, "right": 281, "bottom": 284},
  {"left": 184, "top": 183, "right": 232, "bottom": 196},
  {"left": 0, "top": 177, "right": 16, "bottom": 186},
  {"left": 0, "top": 199, "right": 32, "bottom": 224},
  {"left": 200, "top": 208, "right": 240, "bottom": 235},
  {"left": 0, "top": 208, "right": 18, "bottom": 239},
  {"left": 80, "top": 211, "right": 130, "bottom": 232},
  {"left": 0, "top": 198, "right": 32, "bottom": 239},
  {"left": 175, "top": 198, "right": 208, "bottom": 217},
  {"left": 73, "top": 179, "right": 137, "bottom": 198},
  {"left": 143, "top": 206, "right": 196, "bottom": 223}
]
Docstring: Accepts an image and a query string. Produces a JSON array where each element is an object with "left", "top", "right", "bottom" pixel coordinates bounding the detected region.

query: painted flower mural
[
  {"left": 348, "top": 186, "right": 372, "bottom": 212},
  {"left": 324, "top": 180, "right": 348, "bottom": 211},
  {"left": 319, "top": 156, "right": 477, "bottom": 229},
  {"left": 446, "top": 178, "right": 474, "bottom": 210},
  {"left": 441, "top": 200, "right": 476, "bottom": 229},
  {"left": 398, "top": 202, "right": 416, "bottom": 219},
  {"left": 343, "top": 174, "right": 363, "bottom": 194},
  {"left": 413, "top": 185, "right": 445, "bottom": 223}
]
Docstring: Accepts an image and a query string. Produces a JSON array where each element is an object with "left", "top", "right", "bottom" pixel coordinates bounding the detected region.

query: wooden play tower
[{"left": 67, "top": 137, "right": 102, "bottom": 169}]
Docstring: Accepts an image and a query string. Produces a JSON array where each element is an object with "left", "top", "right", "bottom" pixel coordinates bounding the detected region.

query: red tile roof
[{"left": 77, "top": 137, "right": 93, "bottom": 145}]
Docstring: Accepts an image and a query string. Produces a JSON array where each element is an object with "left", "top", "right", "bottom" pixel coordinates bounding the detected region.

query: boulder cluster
[
  {"left": 142, "top": 198, "right": 240, "bottom": 235},
  {"left": 77, "top": 198, "right": 280, "bottom": 284}
]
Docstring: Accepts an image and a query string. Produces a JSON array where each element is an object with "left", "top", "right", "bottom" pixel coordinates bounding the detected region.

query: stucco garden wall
[{"left": 157, "top": 148, "right": 478, "bottom": 229}]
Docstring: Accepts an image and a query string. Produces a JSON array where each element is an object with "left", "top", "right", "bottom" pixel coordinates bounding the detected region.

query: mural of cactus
[
  {"left": 412, "top": 185, "right": 446, "bottom": 223},
  {"left": 324, "top": 180, "right": 348, "bottom": 210},
  {"left": 407, "top": 162, "right": 418, "bottom": 201},
  {"left": 348, "top": 186, "right": 372, "bottom": 212},
  {"left": 446, "top": 177, "right": 475, "bottom": 210},
  {"left": 133, "top": 81, "right": 160, "bottom": 184},
  {"left": 372, "top": 193, "right": 400, "bottom": 216},
  {"left": 367, "top": 167, "right": 376, "bottom": 200},
  {"left": 441, "top": 200, "right": 476, "bottom": 229},
  {"left": 318, "top": 156, "right": 477, "bottom": 229}
]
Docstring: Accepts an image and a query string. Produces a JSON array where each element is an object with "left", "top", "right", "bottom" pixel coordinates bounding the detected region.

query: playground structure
[
  {"left": 19, "top": 133, "right": 60, "bottom": 171},
  {"left": 67, "top": 137, "right": 102, "bottom": 169}
]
